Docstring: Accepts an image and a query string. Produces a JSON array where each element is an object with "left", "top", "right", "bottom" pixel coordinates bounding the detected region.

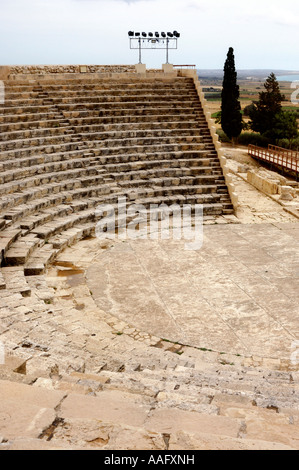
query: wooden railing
[
  {"left": 248, "top": 144, "right": 299, "bottom": 176},
  {"left": 268, "top": 144, "right": 299, "bottom": 161}
]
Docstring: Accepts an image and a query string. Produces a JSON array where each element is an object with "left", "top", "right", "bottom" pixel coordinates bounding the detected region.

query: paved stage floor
[{"left": 86, "top": 222, "right": 299, "bottom": 360}]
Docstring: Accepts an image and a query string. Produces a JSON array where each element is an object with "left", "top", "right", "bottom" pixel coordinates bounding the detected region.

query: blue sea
[{"left": 277, "top": 74, "right": 299, "bottom": 82}]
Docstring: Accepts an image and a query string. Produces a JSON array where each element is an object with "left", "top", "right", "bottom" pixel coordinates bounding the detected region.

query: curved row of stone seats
[
  {"left": 1, "top": 268, "right": 298, "bottom": 449},
  {"left": 0, "top": 123, "right": 204, "bottom": 143},
  {"left": 3, "top": 83, "right": 196, "bottom": 103},
  {"left": 4, "top": 90, "right": 199, "bottom": 106},
  {"left": 0, "top": 76, "right": 233, "bottom": 292},
  {"left": 0, "top": 116, "right": 201, "bottom": 134},
  {"left": 0, "top": 132, "right": 206, "bottom": 153},
  {"left": 0, "top": 115, "right": 205, "bottom": 137}
]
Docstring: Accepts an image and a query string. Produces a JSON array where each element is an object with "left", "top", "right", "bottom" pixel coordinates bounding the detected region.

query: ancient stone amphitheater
[{"left": 0, "top": 65, "right": 298, "bottom": 451}]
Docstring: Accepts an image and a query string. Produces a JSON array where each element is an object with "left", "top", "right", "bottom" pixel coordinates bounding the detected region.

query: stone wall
[
  {"left": 1, "top": 65, "right": 136, "bottom": 78},
  {"left": 9, "top": 65, "right": 136, "bottom": 74}
]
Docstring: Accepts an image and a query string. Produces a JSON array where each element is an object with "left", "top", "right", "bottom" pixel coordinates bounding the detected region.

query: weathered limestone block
[
  {"left": 247, "top": 169, "right": 282, "bottom": 195},
  {"left": 280, "top": 186, "right": 296, "bottom": 201}
]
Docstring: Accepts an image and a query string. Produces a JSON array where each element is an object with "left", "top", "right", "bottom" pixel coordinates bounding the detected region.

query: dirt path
[{"left": 224, "top": 146, "right": 299, "bottom": 224}]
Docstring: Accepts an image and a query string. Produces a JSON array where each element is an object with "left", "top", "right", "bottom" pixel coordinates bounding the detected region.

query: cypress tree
[{"left": 221, "top": 47, "right": 243, "bottom": 142}]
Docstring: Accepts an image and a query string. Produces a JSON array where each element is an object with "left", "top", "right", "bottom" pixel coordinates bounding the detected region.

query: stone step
[
  {"left": 0, "top": 183, "right": 112, "bottom": 225},
  {"left": 110, "top": 170, "right": 225, "bottom": 185},
  {"left": 30, "top": 209, "right": 96, "bottom": 240},
  {"left": 2, "top": 378, "right": 281, "bottom": 450},
  {"left": 4, "top": 234, "right": 41, "bottom": 266},
  {"left": 98, "top": 143, "right": 208, "bottom": 158},
  {"left": 0, "top": 112, "right": 205, "bottom": 131},
  {"left": 4, "top": 79, "right": 195, "bottom": 93},
  {"left": 102, "top": 157, "right": 219, "bottom": 171},
  {"left": 0, "top": 137, "right": 209, "bottom": 160},
  {"left": 4, "top": 92, "right": 200, "bottom": 107},
  {"left": 0, "top": 229, "right": 23, "bottom": 263},
  {"left": 19, "top": 205, "right": 76, "bottom": 231},
  {"left": 4, "top": 92, "right": 198, "bottom": 106},
  {"left": 49, "top": 223, "right": 95, "bottom": 251},
  {"left": 4, "top": 82, "right": 195, "bottom": 92},
  {"left": 65, "top": 113, "right": 206, "bottom": 126},
  {"left": 0, "top": 157, "right": 97, "bottom": 184},
  {"left": 0, "top": 174, "right": 106, "bottom": 215},
  {"left": 0, "top": 120, "right": 203, "bottom": 140},
  {"left": 24, "top": 244, "right": 58, "bottom": 275},
  {"left": 0, "top": 124, "right": 207, "bottom": 144},
  {"left": 1, "top": 266, "right": 31, "bottom": 296},
  {"left": 0, "top": 100, "right": 202, "bottom": 115},
  {"left": 0, "top": 127, "right": 209, "bottom": 150},
  {"left": 79, "top": 368, "right": 298, "bottom": 414},
  {"left": 0, "top": 151, "right": 97, "bottom": 173},
  {"left": 97, "top": 151, "right": 217, "bottom": 166},
  {"left": 0, "top": 167, "right": 102, "bottom": 197}
]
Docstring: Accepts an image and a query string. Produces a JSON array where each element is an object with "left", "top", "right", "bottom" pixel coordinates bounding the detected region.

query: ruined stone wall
[{"left": 7, "top": 65, "right": 136, "bottom": 75}]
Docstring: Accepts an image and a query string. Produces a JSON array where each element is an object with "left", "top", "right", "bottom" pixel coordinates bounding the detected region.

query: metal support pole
[
  {"left": 166, "top": 38, "right": 169, "bottom": 64},
  {"left": 138, "top": 38, "right": 142, "bottom": 64}
]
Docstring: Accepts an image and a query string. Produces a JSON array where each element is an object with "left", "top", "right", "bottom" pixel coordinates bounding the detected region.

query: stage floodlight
[{"left": 129, "top": 29, "right": 180, "bottom": 64}]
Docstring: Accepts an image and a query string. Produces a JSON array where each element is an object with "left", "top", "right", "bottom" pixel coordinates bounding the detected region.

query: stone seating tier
[
  {"left": 1, "top": 75, "right": 273, "bottom": 449},
  {"left": 0, "top": 76, "right": 234, "bottom": 276}
]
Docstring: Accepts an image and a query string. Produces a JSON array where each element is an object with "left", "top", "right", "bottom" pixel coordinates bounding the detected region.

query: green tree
[
  {"left": 221, "top": 47, "right": 243, "bottom": 142},
  {"left": 249, "top": 73, "right": 285, "bottom": 135},
  {"left": 264, "top": 110, "right": 298, "bottom": 142}
]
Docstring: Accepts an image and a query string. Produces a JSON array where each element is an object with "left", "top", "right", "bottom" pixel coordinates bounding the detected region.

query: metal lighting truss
[{"left": 128, "top": 31, "right": 180, "bottom": 64}]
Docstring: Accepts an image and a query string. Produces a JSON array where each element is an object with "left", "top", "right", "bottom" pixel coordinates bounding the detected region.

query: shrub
[
  {"left": 216, "top": 130, "right": 271, "bottom": 148},
  {"left": 277, "top": 138, "right": 299, "bottom": 151},
  {"left": 216, "top": 129, "right": 231, "bottom": 143},
  {"left": 237, "top": 132, "right": 270, "bottom": 148}
]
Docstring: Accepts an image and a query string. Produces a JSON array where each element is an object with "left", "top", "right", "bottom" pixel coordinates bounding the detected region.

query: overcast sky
[{"left": 0, "top": 0, "right": 298, "bottom": 70}]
